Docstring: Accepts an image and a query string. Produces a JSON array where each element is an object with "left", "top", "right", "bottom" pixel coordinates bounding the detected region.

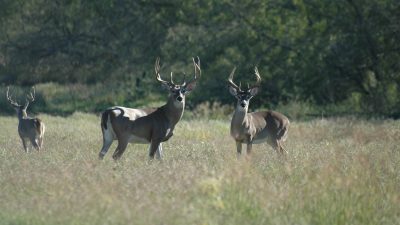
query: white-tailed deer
[
  {"left": 228, "top": 67, "right": 289, "bottom": 157},
  {"left": 6, "top": 87, "right": 45, "bottom": 152},
  {"left": 99, "top": 57, "right": 201, "bottom": 160}
]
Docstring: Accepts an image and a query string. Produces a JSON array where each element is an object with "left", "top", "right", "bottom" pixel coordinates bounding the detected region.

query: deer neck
[
  {"left": 231, "top": 104, "right": 250, "bottom": 127},
  {"left": 162, "top": 97, "right": 184, "bottom": 127},
  {"left": 17, "top": 110, "right": 28, "bottom": 120}
]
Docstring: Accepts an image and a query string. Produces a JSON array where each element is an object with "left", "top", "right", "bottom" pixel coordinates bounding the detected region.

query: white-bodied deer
[
  {"left": 228, "top": 67, "right": 289, "bottom": 157},
  {"left": 6, "top": 87, "right": 45, "bottom": 152},
  {"left": 99, "top": 57, "right": 201, "bottom": 160}
]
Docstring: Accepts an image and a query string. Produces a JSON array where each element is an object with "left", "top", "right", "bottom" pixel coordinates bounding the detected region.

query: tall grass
[{"left": 0, "top": 114, "right": 399, "bottom": 225}]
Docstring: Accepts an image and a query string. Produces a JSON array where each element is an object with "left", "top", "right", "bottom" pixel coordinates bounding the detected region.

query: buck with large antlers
[
  {"left": 227, "top": 67, "right": 289, "bottom": 157},
  {"left": 6, "top": 87, "right": 45, "bottom": 152},
  {"left": 99, "top": 57, "right": 201, "bottom": 160}
]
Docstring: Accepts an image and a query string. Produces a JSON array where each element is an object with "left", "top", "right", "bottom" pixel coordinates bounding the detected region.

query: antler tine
[
  {"left": 170, "top": 72, "right": 175, "bottom": 85},
  {"left": 155, "top": 57, "right": 171, "bottom": 86},
  {"left": 193, "top": 56, "right": 201, "bottom": 78},
  {"left": 247, "top": 66, "right": 262, "bottom": 90},
  {"left": 184, "top": 56, "right": 201, "bottom": 86},
  {"left": 227, "top": 67, "right": 241, "bottom": 91},
  {"left": 253, "top": 66, "right": 261, "bottom": 86},
  {"left": 26, "top": 86, "right": 36, "bottom": 102},
  {"left": 6, "top": 86, "right": 20, "bottom": 107}
]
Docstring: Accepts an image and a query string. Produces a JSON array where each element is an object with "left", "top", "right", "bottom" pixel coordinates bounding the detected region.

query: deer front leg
[
  {"left": 236, "top": 141, "right": 242, "bottom": 158},
  {"left": 148, "top": 139, "right": 162, "bottom": 159},
  {"left": 21, "top": 138, "right": 28, "bottom": 153},
  {"left": 155, "top": 143, "right": 163, "bottom": 160}
]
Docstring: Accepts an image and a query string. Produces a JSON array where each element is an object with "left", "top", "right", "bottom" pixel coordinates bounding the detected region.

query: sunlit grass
[{"left": 0, "top": 114, "right": 399, "bottom": 225}]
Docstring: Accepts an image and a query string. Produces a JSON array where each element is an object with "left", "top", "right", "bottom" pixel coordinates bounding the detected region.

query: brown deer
[
  {"left": 227, "top": 67, "right": 289, "bottom": 157},
  {"left": 99, "top": 57, "right": 201, "bottom": 160},
  {"left": 6, "top": 87, "right": 45, "bottom": 152}
]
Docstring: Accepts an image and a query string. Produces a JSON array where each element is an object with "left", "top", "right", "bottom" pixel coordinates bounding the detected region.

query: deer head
[
  {"left": 228, "top": 67, "right": 261, "bottom": 109},
  {"left": 155, "top": 57, "right": 201, "bottom": 106},
  {"left": 6, "top": 86, "right": 36, "bottom": 117}
]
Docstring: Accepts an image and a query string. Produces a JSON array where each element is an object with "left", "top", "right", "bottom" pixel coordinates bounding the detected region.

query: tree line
[{"left": 0, "top": 0, "right": 399, "bottom": 117}]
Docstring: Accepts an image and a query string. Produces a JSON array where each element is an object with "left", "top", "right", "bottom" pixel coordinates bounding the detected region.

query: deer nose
[
  {"left": 240, "top": 103, "right": 246, "bottom": 108},
  {"left": 177, "top": 96, "right": 183, "bottom": 102}
]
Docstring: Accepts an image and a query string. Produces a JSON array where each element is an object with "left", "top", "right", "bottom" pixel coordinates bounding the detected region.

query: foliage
[{"left": 0, "top": 0, "right": 399, "bottom": 117}]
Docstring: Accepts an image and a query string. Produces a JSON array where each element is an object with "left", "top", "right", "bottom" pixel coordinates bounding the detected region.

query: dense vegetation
[
  {"left": 0, "top": 114, "right": 399, "bottom": 224},
  {"left": 0, "top": 0, "right": 399, "bottom": 117}
]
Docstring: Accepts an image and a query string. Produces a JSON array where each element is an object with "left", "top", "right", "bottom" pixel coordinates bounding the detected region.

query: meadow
[{"left": 0, "top": 113, "right": 399, "bottom": 225}]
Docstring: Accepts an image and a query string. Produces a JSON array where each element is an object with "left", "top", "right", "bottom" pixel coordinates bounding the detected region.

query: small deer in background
[
  {"left": 99, "top": 57, "right": 201, "bottom": 160},
  {"left": 227, "top": 67, "right": 289, "bottom": 157},
  {"left": 6, "top": 87, "right": 45, "bottom": 152}
]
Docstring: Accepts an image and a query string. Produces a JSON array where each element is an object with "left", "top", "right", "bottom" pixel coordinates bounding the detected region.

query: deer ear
[
  {"left": 229, "top": 86, "right": 238, "bottom": 96},
  {"left": 184, "top": 81, "right": 197, "bottom": 92},
  {"left": 249, "top": 87, "right": 259, "bottom": 96}
]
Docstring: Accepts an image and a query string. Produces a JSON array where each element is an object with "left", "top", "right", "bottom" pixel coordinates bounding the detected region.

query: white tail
[
  {"left": 227, "top": 67, "right": 289, "bottom": 156},
  {"left": 99, "top": 57, "right": 201, "bottom": 160},
  {"left": 6, "top": 87, "right": 45, "bottom": 152}
]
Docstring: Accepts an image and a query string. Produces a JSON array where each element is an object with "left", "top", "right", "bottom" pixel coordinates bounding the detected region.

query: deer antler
[
  {"left": 26, "top": 86, "right": 36, "bottom": 102},
  {"left": 155, "top": 57, "right": 170, "bottom": 86},
  {"left": 181, "top": 56, "right": 201, "bottom": 87},
  {"left": 193, "top": 56, "right": 201, "bottom": 78},
  {"left": 250, "top": 67, "right": 261, "bottom": 89},
  {"left": 6, "top": 87, "right": 21, "bottom": 107},
  {"left": 227, "top": 67, "right": 241, "bottom": 91},
  {"left": 186, "top": 56, "right": 201, "bottom": 85},
  {"left": 24, "top": 86, "right": 36, "bottom": 109},
  {"left": 155, "top": 57, "right": 176, "bottom": 87}
]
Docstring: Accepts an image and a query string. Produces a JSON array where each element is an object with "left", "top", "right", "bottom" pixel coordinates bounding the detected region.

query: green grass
[{"left": 0, "top": 113, "right": 399, "bottom": 225}]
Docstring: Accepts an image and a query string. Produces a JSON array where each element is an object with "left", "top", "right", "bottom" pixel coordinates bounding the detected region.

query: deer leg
[
  {"left": 99, "top": 131, "right": 114, "bottom": 159},
  {"left": 112, "top": 138, "right": 128, "bottom": 160},
  {"left": 246, "top": 143, "right": 253, "bottom": 155},
  {"left": 21, "top": 138, "right": 28, "bottom": 153},
  {"left": 38, "top": 136, "right": 43, "bottom": 149},
  {"left": 155, "top": 143, "right": 163, "bottom": 160},
  {"left": 236, "top": 141, "right": 242, "bottom": 158},
  {"left": 29, "top": 137, "right": 40, "bottom": 151},
  {"left": 278, "top": 141, "right": 288, "bottom": 155},
  {"left": 38, "top": 124, "right": 45, "bottom": 149},
  {"left": 268, "top": 138, "right": 280, "bottom": 154},
  {"left": 149, "top": 139, "right": 162, "bottom": 159}
]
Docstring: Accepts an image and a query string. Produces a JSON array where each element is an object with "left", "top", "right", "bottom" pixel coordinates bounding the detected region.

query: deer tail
[{"left": 101, "top": 110, "right": 110, "bottom": 130}]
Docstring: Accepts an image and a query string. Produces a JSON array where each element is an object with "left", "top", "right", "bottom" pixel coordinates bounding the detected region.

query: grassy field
[{"left": 0, "top": 113, "right": 399, "bottom": 225}]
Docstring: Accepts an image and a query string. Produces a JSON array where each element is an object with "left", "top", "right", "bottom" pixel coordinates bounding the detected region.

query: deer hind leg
[
  {"left": 278, "top": 140, "right": 288, "bottom": 155},
  {"left": 112, "top": 137, "right": 129, "bottom": 160},
  {"left": 29, "top": 136, "right": 40, "bottom": 151},
  {"left": 246, "top": 143, "right": 253, "bottom": 155},
  {"left": 267, "top": 138, "right": 280, "bottom": 155},
  {"left": 38, "top": 123, "right": 45, "bottom": 149},
  {"left": 99, "top": 128, "right": 114, "bottom": 159},
  {"left": 38, "top": 136, "right": 43, "bottom": 149}
]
